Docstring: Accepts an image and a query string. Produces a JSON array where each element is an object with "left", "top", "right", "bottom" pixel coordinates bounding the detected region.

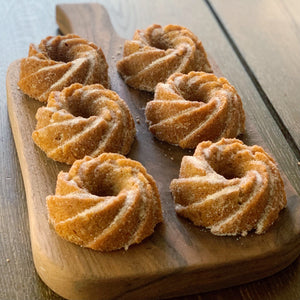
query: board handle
[{"left": 56, "top": 3, "right": 118, "bottom": 52}]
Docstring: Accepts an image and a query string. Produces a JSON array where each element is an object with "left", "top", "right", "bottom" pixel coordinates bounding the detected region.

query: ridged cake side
[
  {"left": 170, "top": 138, "right": 286, "bottom": 236},
  {"left": 32, "top": 83, "right": 135, "bottom": 164},
  {"left": 145, "top": 72, "right": 245, "bottom": 148},
  {"left": 18, "top": 34, "right": 109, "bottom": 102},
  {"left": 116, "top": 24, "right": 212, "bottom": 92},
  {"left": 47, "top": 153, "right": 163, "bottom": 251}
]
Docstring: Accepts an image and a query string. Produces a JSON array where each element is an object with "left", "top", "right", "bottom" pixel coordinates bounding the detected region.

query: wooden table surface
[{"left": 1, "top": 0, "right": 300, "bottom": 299}]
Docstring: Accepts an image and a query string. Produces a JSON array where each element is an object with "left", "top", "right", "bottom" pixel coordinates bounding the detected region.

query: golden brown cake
[
  {"left": 32, "top": 83, "right": 135, "bottom": 164},
  {"left": 116, "top": 24, "right": 212, "bottom": 92},
  {"left": 18, "top": 34, "right": 109, "bottom": 102},
  {"left": 47, "top": 153, "right": 163, "bottom": 251},
  {"left": 145, "top": 72, "right": 245, "bottom": 149},
  {"left": 170, "top": 138, "right": 286, "bottom": 236}
]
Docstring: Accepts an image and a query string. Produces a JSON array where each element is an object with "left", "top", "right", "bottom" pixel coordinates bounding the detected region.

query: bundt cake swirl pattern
[
  {"left": 47, "top": 153, "right": 163, "bottom": 251},
  {"left": 170, "top": 138, "right": 286, "bottom": 236},
  {"left": 32, "top": 83, "right": 135, "bottom": 164},
  {"left": 116, "top": 24, "right": 212, "bottom": 92},
  {"left": 145, "top": 72, "right": 245, "bottom": 148},
  {"left": 18, "top": 34, "right": 109, "bottom": 102}
]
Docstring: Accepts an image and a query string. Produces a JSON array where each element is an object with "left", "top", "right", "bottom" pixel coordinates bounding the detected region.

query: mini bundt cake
[
  {"left": 145, "top": 72, "right": 245, "bottom": 148},
  {"left": 170, "top": 138, "right": 286, "bottom": 236},
  {"left": 18, "top": 34, "right": 109, "bottom": 102},
  {"left": 47, "top": 153, "right": 163, "bottom": 251},
  {"left": 116, "top": 24, "right": 212, "bottom": 92},
  {"left": 32, "top": 83, "right": 135, "bottom": 164}
]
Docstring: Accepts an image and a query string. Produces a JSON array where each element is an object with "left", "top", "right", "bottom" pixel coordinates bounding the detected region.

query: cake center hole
[
  {"left": 151, "top": 39, "right": 170, "bottom": 50},
  {"left": 84, "top": 170, "right": 120, "bottom": 197},
  {"left": 209, "top": 157, "right": 243, "bottom": 180},
  {"left": 92, "top": 181, "right": 118, "bottom": 197},
  {"left": 177, "top": 85, "right": 208, "bottom": 103},
  {"left": 45, "top": 42, "right": 74, "bottom": 63},
  {"left": 149, "top": 30, "right": 171, "bottom": 50},
  {"left": 65, "top": 96, "right": 97, "bottom": 118}
]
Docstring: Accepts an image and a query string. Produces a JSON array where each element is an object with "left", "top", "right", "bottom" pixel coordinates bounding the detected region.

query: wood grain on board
[
  {"left": 5, "top": 2, "right": 300, "bottom": 300},
  {"left": 210, "top": 0, "right": 300, "bottom": 154}
]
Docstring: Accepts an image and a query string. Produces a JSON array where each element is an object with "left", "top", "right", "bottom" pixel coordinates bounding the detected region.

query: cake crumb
[
  {"left": 6, "top": 258, "right": 10, "bottom": 262},
  {"left": 136, "top": 117, "right": 140, "bottom": 124},
  {"left": 298, "top": 162, "right": 300, "bottom": 165}
]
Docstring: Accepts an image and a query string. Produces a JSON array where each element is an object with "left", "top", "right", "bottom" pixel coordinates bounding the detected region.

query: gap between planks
[{"left": 205, "top": 0, "right": 300, "bottom": 162}]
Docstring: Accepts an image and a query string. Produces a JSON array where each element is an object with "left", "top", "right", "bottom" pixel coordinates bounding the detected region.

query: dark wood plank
[
  {"left": 209, "top": 0, "right": 300, "bottom": 155},
  {"left": 1, "top": 1, "right": 300, "bottom": 300}
]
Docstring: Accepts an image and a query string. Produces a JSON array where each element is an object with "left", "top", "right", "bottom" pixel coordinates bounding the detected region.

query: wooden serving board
[{"left": 6, "top": 3, "right": 300, "bottom": 300}]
